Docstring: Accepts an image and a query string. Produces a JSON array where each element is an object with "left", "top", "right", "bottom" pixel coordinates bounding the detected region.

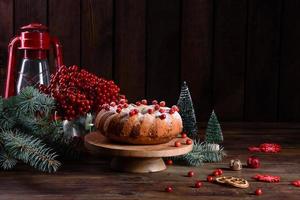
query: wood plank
[
  {"left": 181, "top": 0, "right": 213, "bottom": 121},
  {"left": 213, "top": 0, "right": 247, "bottom": 121},
  {"left": 245, "top": 0, "right": 282, "bottom": 121},
  {"left": 0, "top": 0, "right": 13, "bottom": 94},
  {"left": 14, "top": 0, "right": 47, "bottom": 30},
  {"left": 81, "top": 0, "right": 113, "bottom": 79},
  {"left": 114, "top": 0, "right": 146, "bottom": 101},
  {"left": 278, "top": 0, "right": 300, "bottom": 121},
  {"left": 1, "top": 128, "right": 300, "bottom": 199},
  {"left": 146, "top": 0, "right": 181, "bottom": 106},
  {"left": 49, "top": 0, "right": 80, "bottom": 68}
]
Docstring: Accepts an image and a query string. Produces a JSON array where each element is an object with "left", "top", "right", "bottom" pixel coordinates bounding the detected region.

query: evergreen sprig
[
  {"left": 171, "top": 141, "right": 226, "bottom": 166},
  {"left": 0, "top": 86, "right": 83, "bottom": 172},
  {"left": 0, "top": 130, "right": 61, "bottom": 173}
]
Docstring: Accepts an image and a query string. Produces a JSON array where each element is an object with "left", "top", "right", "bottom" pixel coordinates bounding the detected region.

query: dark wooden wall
[{"left": 0, "top": 0, "right": 300, "bottom": 122}]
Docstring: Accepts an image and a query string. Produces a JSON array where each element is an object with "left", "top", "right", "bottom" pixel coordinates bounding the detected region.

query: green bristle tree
[
  {"left": 205, "top": 110, "right": 223, "bottom": 144},
  {"left": 177, "top": 81, "right": 198, "bottom": 138}
]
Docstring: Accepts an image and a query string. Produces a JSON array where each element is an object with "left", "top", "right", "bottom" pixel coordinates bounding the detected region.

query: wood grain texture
[
  {"left": 181, "top": 0, "right": 213, "bottom": 121},
  {"left": 146, "top": 0, "right": 181, "bottom": 105},
  {"left": 81, "top": 0, "right": 113, "bottom": 79},
  {"left": 213, "top": 0, "right": 247, "bottom": 121},
  {"left": 278, "top": 0, "right": 300, "bottom": 121},
  {"left": 114, "top": 0, "right": 146, "bottom": 101},
  {"left": 49, "top": 0, "right": 80, "bottom": 67},
  {"left": 85, "top": 132, "right": 193, "bottom": 157},
  {"left": 245, "top": 0, "right": 282, "bottom": 121},
  {"left": 0, "top": 0, "right": 13, "bottom": 94},
  {"left": 14, "top": 0, "right": 47, "bottom": 30},
  {"left": 1, "top": 125, "right": 300, "bottom": 199}
]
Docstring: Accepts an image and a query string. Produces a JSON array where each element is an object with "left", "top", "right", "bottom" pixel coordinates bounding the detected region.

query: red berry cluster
[{"left": 39, "top": 65, "right": 125, "bottom": 120}]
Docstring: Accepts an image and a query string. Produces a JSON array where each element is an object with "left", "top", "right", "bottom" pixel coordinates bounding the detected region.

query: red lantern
[{"left": 4, "top": 23, "right": 63, "bottom": 98}]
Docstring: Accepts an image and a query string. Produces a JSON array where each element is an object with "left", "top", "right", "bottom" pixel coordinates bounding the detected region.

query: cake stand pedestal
[{"left": 84, "top": 132, "right": 193, "bottom": 173}]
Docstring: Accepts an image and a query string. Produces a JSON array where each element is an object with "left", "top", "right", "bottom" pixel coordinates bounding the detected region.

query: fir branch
[
  {"left": 172, "top": 141, "right": 226, "bottom": 166},
  {"left": 0, "top": 149, "right": 18, "bottom": 170},
  {"left": 17, "top": 87, "right": 55, "bottom": 116},
  {"left": 0, "top": 130, "right": 61, "bottom": 173}
]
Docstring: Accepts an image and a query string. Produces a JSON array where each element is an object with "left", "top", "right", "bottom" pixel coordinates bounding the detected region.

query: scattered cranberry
[
  {"left": 159, "top": 101, "right": 166, "bottom": 107},
  {"left": 119, "top": 99, "right": 125, "bottom": 104},
  {"left": 175, "top": 141, "right": 181, "bottom": 147},
  {"left": 207, "top": 176, "right": 214, "bottom": 182},
  {"left": 116, "top": 108, "right": 122, "bottom": 113},
  {"left": 165, "top": 186, "right": 173, "bottom": 193},
  {"left": 136, "top": 101, "right": 141, "bottom": 106},
  {"left": 148, "top": 109, "right": 154, "bottom": 114},
  {"left": 160, "top": 114, "right": 166, "bottom": 120},
  {"left": 217, "top": 169, "right": 223, "bottom": 175},
  {"left": 187, "top": 171, "right": 195, "bottom": 177},
  {"left": 166, "top": 159, "right": 173, "bottom": 165},
  {"left": 141, "top": 99, "right": 147, "bottom": 105},
  {"left": 186, "top": 139, "right": 193, "bottom": 145},
  {"left": 213, "top": 170, "right": 220, "bottom": 176},
  {"left": 181, "top": 133, "right": 187, "bottom": 138},
  {"left": 154, "top": 104, "right": 160, "bottom": 110},
  {"left": 194, "top": 181, "right": 203, "bottom": 188},
  {"left": 129, "top": 109, "right": 138, "bottom": 116},
  {"left": 110, "top": 102, "right": 116, "bottom": 107},
  {"left": 169, "top": 109, "right": 175, "bottom": 114},
  {"left": 152, "top": 100, "right": 158, "bottom": 105},
  {"left": 123, "top": 103, "right": 128, "bottom": 108},
  {"left": 159, "top": 108, "right": 165, "bottom": 113},
  {"left": 255, "top": 188, "right": 263, "bottom": 195},
  {"left": 172, "top": 105, "right": 179, "bottom": 112}
]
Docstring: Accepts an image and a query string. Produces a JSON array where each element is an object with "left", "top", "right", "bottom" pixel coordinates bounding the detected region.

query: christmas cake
[{"left": 94, "top": 100, "right": 183, "bottom": 144}]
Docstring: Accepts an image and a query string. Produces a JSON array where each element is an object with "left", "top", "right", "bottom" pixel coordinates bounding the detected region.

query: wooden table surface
[{"left": 1, "top": 123, "right": 300, "bottom": 200}]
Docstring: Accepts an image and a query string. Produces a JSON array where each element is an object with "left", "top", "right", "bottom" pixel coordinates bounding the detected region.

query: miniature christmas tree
[
  {"left": 177, "top": 81, "right": 198, "bottom": 138},
  {"left": 205, "top": 110, "right": 223, "bottom": 143}
]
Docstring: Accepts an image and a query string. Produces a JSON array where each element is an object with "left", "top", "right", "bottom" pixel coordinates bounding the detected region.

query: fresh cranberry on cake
[{"left": 94, "top": 100, "right": 183, "bottom": 144}]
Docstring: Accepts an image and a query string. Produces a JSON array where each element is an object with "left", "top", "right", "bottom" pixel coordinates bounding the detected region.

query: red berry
[
  {"left": 154, "top": 104, "right": 160, "bottom": 110},
  {"left": 217, "top": 169, "right": 223, "bottom": 175},
  {"left": 160, "top": 114, "right": 166, "bottom": 120},
  {"left": 207, "top": 176, "right": 214, "bottom": 182},
  {"left": 129, "top": 110, "right": 136, "bottom": 116},
  {"left": 213, "top": 170, "right": 220, "bottom": 176},
  {"left": 174, "top": 141, "right": 181, "bottom": 147},
  {"left": 110, "top": 102, "right": 116, "bottom": 107},
  {"left": 134, "top": 109, "right": 139, "bottom": 114},
  {"left": 159, "top": 101, "right": 166, "bottom": 107},
  {"left": 181, "top": 133, "right": 187, "bottom": 138},
  {"left": 116, "top": 108, "right": 122, "bottom": 113},
  {"left": 119, "top": 99, "right": 125, "bottom": 104},
  {"left": 172, "top": 105, "right": 179, "bottom": 112},
  {"left": 148, "top": 109, "right": 154, "bottom": 114},
  {"left": 255, "top": 188, "right": 263, "bottom": 196},
  {"left": 141, "top": 99, "right": 147, "bottom": 105},
  {"left": 169, "top": 109, "right": 175, "bottom": 114},
  {"left": 123, "top": 103, "right": 128, "bottom": 108},
  {"left": 159, "top": 108, "right": 165, "bottom": 113},
  {"left": 152, "top": 100, "right": 158, "bottom": 105},
  {"left": 166, "top": 159, "right": 173, "bottom": 165},
  {"left": 136, "top": 101, "right": 141, "bottom": 106},
  {"left": 186, "top": 139, "right": 193, "bottom": 145},
  {"left": 187, "top": 171, "right": 194, "bottom": 177},
  {"left": 165, "top": 186, "right": 173, "bottom": 193},
  {"left": 194, "top": 181, "right": 203, "bottom": 188}
]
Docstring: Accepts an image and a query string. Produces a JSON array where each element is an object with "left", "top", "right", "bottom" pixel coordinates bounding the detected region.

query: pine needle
[
  {"left": 0, "top": 149, "right": 17, "bottom": 170},
  {"left": 0, "top": 130, "right": 61, "bottom": 173}
]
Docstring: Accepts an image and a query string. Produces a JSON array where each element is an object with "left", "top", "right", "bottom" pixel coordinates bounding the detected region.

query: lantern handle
[
  {"left": 4, "top": 36, "right": 21, "bottom": 98},
  {"left": 51, "top": 36, "right": 63, "bottom": 71}
]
